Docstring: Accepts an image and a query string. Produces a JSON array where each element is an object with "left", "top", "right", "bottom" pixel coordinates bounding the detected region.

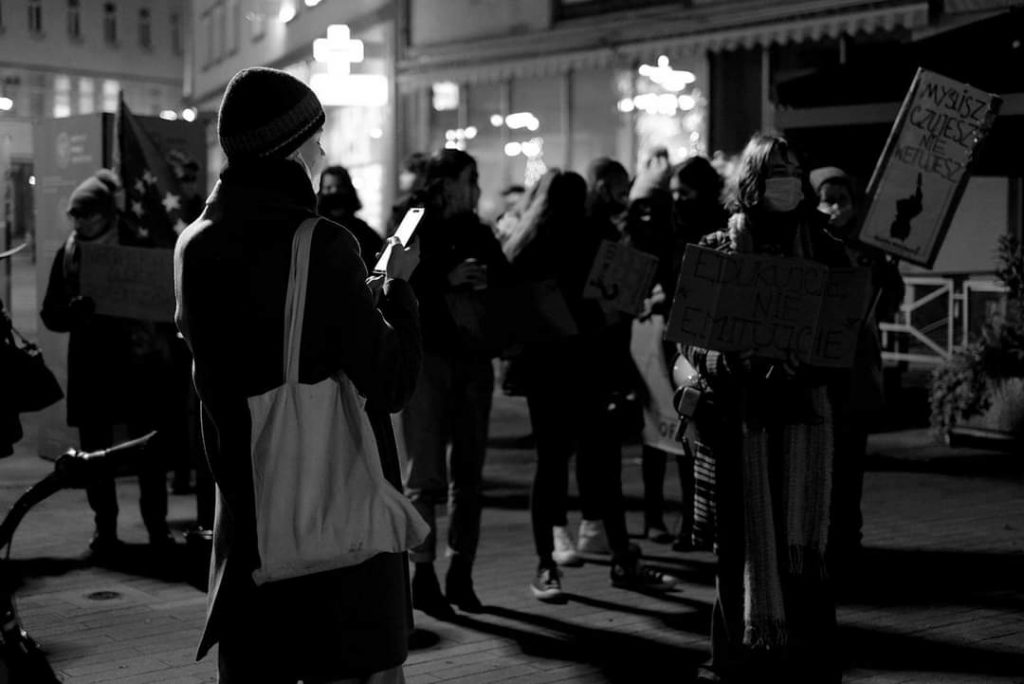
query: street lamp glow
[
  {"left": 464, "top": 126, "right": 477, "bottom": 139},
  {"left": 504, "top": 142, "right": 522, "bottom": 157},
  {"left": 304, "top": 0, "right": 321, "bottom": 6},
  {"left": 0, "top": 97, "right": 13, "bottom": 111},
  {"left": 490, "top": 114, "right": 503, "bottom": 127},
  {"left": 159, "top": 109, "right": 179, "bottom": 121},
  {"left": 181, "top": 107, "right": 197, "bottom": 122}
]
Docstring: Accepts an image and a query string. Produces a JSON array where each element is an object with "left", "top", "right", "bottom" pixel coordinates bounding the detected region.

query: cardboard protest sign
[
  {"left": 858, "top": 68, "right": 1001, "bottom": 268},
  {"left": 78, "top": 244, "right": 175, "bottom": 322},
  {"left": 583, "top": 239, "right": 659, "bottom": 315},
  {"left": 665, "top": 246, "right": 872, "bottom": 368}
]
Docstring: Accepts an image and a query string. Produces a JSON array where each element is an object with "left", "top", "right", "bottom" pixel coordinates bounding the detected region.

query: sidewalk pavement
[{"left": 2, "top": 393, "right": 1023, "bottom": 683}]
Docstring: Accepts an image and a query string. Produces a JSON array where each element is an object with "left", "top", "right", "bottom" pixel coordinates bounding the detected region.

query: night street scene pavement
[{"left": 2, "top": 1, "right": 1024, "bottom": 682}]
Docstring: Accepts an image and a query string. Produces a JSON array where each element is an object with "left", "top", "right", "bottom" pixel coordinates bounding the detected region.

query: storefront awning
[{"left": 397, "top": 1, "right": 930, "bottom": 91}]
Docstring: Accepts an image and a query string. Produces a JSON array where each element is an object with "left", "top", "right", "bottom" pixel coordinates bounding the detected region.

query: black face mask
[{"left": 318, "top": 193, "right": 354, "bottom": 217}]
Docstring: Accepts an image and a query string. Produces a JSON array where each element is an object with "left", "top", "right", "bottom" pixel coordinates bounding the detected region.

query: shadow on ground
[
  {"left": 838, "top": 546, "right": 1024, "bottom": 677},
  {"left": 448, "top": 603, "right": 708, "bottom": 683}
]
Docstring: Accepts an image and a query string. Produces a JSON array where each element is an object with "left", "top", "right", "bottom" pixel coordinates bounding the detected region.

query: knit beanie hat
[
  {"left": 809, "top": 166, "right": 852, "bottom": 194},
  {"left": 67, "top": 169, "right": 120, "bottom": 217},
  {"left": 217, "top": 67, "right": 326, "bottom": 161}
]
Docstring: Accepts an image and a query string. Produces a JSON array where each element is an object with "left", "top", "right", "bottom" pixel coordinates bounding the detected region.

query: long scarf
[{"left": 727, "top": 211, "right": 835, "bottom": 649}]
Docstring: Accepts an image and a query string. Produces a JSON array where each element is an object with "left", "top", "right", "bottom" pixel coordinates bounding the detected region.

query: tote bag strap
[{"left": 283, "top": 217, "right": 320, "bottom": 383}]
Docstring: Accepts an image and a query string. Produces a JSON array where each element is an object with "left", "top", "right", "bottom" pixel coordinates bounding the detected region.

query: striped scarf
[{"left": 740, "top": 384, "right": 833, "bottom": 649}]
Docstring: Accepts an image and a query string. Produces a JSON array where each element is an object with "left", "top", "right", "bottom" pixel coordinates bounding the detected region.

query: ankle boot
[
  {"left": 445, "top": 556, "right": 483, "bottom": 613},
  {"left": 412, "top": 562, "right": 456, "bottom": 620}
]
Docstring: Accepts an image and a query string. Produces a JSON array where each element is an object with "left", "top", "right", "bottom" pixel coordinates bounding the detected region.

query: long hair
[
  {"left": 725, "top": 133, "right": 813, "bottom": 253},
  {"left": 319, "top": 165, "right": 362, "bottom": 213},
  {"left": 417, "top": 148, "right": 477, "bottom": 214}
]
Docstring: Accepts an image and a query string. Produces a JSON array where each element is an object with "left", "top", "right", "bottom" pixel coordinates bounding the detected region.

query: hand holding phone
[{"left": 375, "top": 207, "right": 424, "bottom": 274}]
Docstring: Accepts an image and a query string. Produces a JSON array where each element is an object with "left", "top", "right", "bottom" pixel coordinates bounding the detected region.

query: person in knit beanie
[{"left": 175, "top": 67, "right": 422, "bottom": 683}]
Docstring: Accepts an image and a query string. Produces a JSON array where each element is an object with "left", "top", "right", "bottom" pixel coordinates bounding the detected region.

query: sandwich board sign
[{"left": 857, "top": 68, "right": 1001, "bottom": 268}]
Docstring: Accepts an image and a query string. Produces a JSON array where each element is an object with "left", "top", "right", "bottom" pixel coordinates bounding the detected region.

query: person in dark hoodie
[
  {"left": 626, "top": 154, "right": 726, "bottom": 550},
  {"left": 41, "top": 169, "right": 176, "bottom": 557},
  {"left": 318, "top": 164, "right": 384, "bottom": 272},
  {"left": 399, "top": 148, "right": 511, "bottom": 620},
  {"left": 174, "top": 67, "right": 422, "bottom": 683}
]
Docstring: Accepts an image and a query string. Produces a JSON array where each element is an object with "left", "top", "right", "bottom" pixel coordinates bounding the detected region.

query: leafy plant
[{"left": 929, "top": 234, "right": 1024, "bottom": 437}]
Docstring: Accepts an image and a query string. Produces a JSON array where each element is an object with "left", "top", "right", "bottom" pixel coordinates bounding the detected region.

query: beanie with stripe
[{"left": 217, "top": 67, "right": 325, "bottom": 162}]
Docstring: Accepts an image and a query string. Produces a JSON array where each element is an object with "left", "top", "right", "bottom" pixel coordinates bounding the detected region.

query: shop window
[
  {"left": 571, "top": 67, "right": 633, "bottom": 178},
  {"left": 226, "top": 0, "right": 240, "bottom": 55},
  {"left": 628, "top": 55, "right": 708, "bottom": 168},
  {"left": 103, "top": 3, "right": 117, "bottom": 45},
  {"left": 78, "top": 76, "right": 94, "bottom": 114},
  {"left": 509, "top": 76, "right": 565, "bottom": 188},
  {"left": 67, "top": 0, "right": 80, "bottom": 40},
  {"left": 213, "top": 3, "right": 226, "bottom": 62},
  {"left": 102, "top": 78, "right": 119, "bottom": 112},
  {"left": 428, "top": 82, "right": 460, "bottom": 156},
  {"left": 465, "top": 82, "right": 506, "bottom": 222},
  {"left": 53, "top": 75, "right": 71, "bottom": 118}
]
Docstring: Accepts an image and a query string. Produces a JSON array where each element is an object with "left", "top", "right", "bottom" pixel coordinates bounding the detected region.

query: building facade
[{"left": 188, "top": 0, "right": 396, "bottom": 231}]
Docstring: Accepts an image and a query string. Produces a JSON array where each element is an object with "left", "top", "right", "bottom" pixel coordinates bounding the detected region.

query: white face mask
[{"left": 763, "top": 177, "right": 804, "bottom": 213}]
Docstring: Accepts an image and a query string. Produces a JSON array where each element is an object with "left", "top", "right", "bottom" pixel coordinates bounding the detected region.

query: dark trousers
[
  {"left": 79, "top": 422, "right": 170, "bottom": 541},
  {"left": 641, "top": 445, "right": 695, "bottom": 537},
  {"left": 524, "top": 337, "right": 629, "bottom": 567}
]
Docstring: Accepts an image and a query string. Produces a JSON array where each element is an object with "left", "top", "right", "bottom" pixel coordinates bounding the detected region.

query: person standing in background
[
  {"left": 319, "top": 165, "right": 384, "bottom": 272},
  {"left": 400, "top": 149, "right": 511, "bottom": 619},
  {"left": 41, "top": 169, "right": 176, "bottom": 557},
  {"left": 810, "top": 165, "right": 904, "bottom": 576}
]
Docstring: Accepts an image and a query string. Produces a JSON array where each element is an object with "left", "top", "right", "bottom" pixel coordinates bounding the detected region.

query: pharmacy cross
[{"left": 313, "top": 24, "right": 364, "bottom": 75}]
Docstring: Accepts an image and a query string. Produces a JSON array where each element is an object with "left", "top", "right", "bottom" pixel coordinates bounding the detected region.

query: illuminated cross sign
[{"left": 313, "top": 24, "right": 364, "bottom": 75}]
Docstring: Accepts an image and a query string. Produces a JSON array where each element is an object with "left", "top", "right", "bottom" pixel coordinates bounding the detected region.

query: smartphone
[{"left": 374, "top": 207, "right": 425, "bottom": 273}]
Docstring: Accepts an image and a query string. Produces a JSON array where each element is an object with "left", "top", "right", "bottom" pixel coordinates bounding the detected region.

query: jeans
[{"left": 400, "top": 351, "right": 493, "bottom": 564}]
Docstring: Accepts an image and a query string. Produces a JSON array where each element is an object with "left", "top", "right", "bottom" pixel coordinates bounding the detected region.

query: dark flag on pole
[{"left": 116, "top": 95, "right": 190, "bottom": 247}]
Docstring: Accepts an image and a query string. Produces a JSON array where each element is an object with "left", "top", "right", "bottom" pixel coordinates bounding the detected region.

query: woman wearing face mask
[
  {"left": 175, "top": 67, "right": 422, "bottom": 683},
  {"left": 810, "top": 167, "right": 904, "bottom": 578},
  {"left": 682, "top": 134, "right": 848, "bottom": 684}
]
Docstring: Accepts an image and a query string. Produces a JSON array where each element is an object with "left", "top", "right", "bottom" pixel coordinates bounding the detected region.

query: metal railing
[{"left": 880, "top": 274, "right": 1009, "bottom": 366}]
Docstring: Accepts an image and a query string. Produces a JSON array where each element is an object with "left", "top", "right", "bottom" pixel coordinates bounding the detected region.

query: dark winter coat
[
  {"left": 40, "top": 219, "right": 175, "bottom": 428},
  {"left": 173, "top": 159, "right": 421, "bottom": 674}
]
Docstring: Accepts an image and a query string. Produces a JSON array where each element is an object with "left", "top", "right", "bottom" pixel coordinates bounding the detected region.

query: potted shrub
[{"left": 930, "top": 235, "right": 1024, "bottom": 445}]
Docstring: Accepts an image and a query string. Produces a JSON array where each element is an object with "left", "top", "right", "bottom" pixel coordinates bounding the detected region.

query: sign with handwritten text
[
  {"left": 79, "top": 244, "right": 175, "bottom": 322},
  {"left": 665, "top": 246, "right": 872, "bottom": 368},
  {"left": 583, "top": 239, "right": 659, "bottom": 315},
  {"left": 858, "top": 68, "right": 1001, "bottom": 268}
]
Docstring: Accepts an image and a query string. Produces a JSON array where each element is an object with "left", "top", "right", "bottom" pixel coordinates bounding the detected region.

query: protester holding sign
[
  {"left": 681, "top": 134, "right": 849, "bottom": 684},
  {"left": 811, "top": 166, "right": 905, "bottom": 574},
  {"left": 626, "top": 154, "right": 726, "bottom": 549},
  {"left": 40, "top": 169, "right": 176, "bottom": 557}
]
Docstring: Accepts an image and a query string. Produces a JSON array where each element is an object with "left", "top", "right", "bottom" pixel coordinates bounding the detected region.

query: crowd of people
[{"left": 24, "top": 66, "right": 904, "bottom": 683}]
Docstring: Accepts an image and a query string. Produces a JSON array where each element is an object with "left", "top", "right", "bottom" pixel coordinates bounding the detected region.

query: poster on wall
[
  {"left": 664, "top": 246, "right": 872, "bottom": 368},
  {"left": 857, "top": 68, "right": 1001, "bottom": 268}
]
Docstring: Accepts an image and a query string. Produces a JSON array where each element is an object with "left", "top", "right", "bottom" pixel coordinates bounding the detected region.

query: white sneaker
[
  {"left": 577, "top": 519, "right": 611, "bottom": 556},
  {"left": 551, "top": 526, "right": 583, "bottom": 567}
]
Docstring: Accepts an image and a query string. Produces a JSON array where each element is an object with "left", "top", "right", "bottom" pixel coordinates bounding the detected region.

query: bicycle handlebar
[{"left": 0, "top": 431, "right": 158, "bottom": 553}]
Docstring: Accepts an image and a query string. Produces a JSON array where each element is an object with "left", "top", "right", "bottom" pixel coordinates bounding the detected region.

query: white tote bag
[{"left": 247, "top": 218, "right": 429, "bottom": 585}]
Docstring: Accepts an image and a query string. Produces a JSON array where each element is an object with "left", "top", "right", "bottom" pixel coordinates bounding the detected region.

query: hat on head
[
  {"left": 809, "top": 166, "right": 851, "bottom": 194},
  {"left": 217, "top": 67, "right": 325, "bottom": 161},
  {"left": 67, "top": 169, "right": 121, "bottom": 217}
]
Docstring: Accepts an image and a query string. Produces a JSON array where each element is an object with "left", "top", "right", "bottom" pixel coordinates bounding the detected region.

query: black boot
[
  {"left": 412, "top": 562, "right": 456, "bottom": 620},
  {"left": 445, "top": 556, "right": 483, "bottom": 613}
]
